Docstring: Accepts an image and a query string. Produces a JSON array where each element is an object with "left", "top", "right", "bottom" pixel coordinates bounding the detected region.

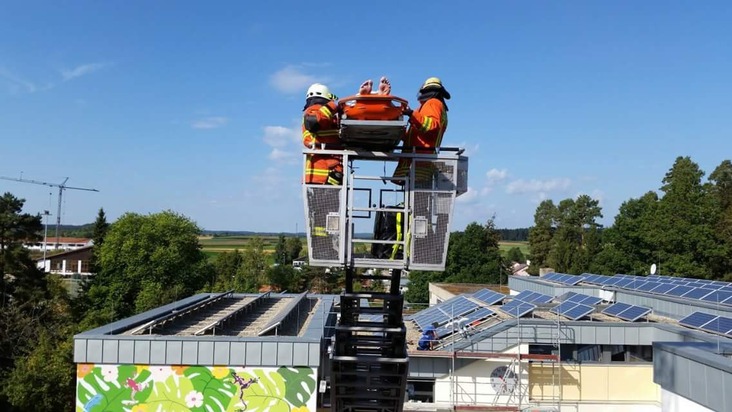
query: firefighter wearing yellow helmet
[{"left": 393, "top": 77, "right": 451, "bottom": 184}]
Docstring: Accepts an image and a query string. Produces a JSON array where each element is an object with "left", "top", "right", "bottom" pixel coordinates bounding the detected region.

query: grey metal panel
[
  {"left": 198, "top": 341, "right": 214, "bottom": 365},
  {"left": 87, "top": 339, "right": 103, "bottom": 363},
  {"left": 150, "top": 341, "right": 166, "bottom": 364},
  {"left": 182, "top": 341, "right": 198, "bottom": 365},
  {"left": 165, "top": 340, "right": 183, "bottom": 365},
  {"left": 214, "top": 341, "right": 230, "bottom": 365},
  {"left": 230, "top": 342, "right": 246, "bottom": 366},
  {"left": 625, "top": 326, "right": 640, "bottom": 345},
  {"left": 278, "top": 342, "right": 294, "bottom": 365},
  {"left": 262, "top": 342, "right": 278, "bottom": 366},
  {"left": 609, "top": 326, "right": 625, "bottom": 345},
  {"left": 134, "top": 340, "right": 151, "bottom": 364},
  {"left": 246, "top": 342, "right": 262, "bottom": 365},
  {"left": 75, "top": 339, "right": 87, "bottom": 363},
  {"left": 119, "top": 340, "right": 135, "bottom": 364},
  {"left": 672, "top": 356, "right": 690, "bottom": 394},
  {"left": 293, "top": 342, "right": 309, "bottom": 366},
  {"left": 704, "top": 364, "right": 724, "bottom": 411},
  {"left": 595, "top": 326, "right": 610, "bottom": 343},
  {"left": 308, "top": 342, "right": 320, "bottom": 367},
  {"left": 579, "top": 325, "right": 595, "bottom": 343}
]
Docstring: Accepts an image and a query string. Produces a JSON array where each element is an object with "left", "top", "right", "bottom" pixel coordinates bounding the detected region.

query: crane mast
[{"left": 0, "top": 175, "right": 99, "bottom": 248}]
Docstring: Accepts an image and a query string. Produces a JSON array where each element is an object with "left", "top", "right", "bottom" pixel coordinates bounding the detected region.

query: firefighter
[
  {"left": 393, "top": 77, "right": 450, "bottom": 185},
  {"left": 302, "top": 83, "right": 343, "bottom": 185}
]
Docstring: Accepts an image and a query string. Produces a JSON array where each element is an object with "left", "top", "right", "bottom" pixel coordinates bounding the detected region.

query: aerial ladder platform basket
[{"left": 302, "top": 93, "right": 468, "bottom": 412}]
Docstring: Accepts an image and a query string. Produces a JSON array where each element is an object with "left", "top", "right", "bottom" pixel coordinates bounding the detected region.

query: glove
[
  {"left": 304, "top": 115, "right": 319, "bottom": 133},
  {"left": 403, "top": 107, "right": 413, "bottom": 117}
]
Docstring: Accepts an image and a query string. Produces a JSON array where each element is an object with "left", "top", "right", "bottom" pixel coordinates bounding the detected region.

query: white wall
[
  {"left": 660, "top": 389, "right": 713, "bottom": 412},
  {"left": 434, "top": 358, "right": 530, "bottom": 406}
]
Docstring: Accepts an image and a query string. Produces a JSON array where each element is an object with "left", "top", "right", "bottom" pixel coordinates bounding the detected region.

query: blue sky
[{"left": 1, "top": 1, "right": 730, "bottom": 232}]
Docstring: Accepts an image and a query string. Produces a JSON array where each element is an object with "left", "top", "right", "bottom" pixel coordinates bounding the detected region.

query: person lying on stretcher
[{"left": 340, "top": 76, "right": 406, "bottom": 121}]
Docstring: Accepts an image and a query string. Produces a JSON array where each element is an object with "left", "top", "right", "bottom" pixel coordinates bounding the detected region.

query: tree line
[{"left": 528, "top": 156, "right": 732, "bottom": 279}]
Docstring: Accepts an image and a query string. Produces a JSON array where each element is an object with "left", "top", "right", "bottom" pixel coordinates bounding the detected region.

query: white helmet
[{"left": 306, "top": 83, "right": 336, "bottom": 100}]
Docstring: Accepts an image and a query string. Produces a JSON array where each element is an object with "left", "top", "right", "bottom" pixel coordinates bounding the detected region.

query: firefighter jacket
[
  {"left": 302, "top": 101, "right": 343, "bottom": 185},
  {"left": 393, "top": 98, "right": 448, "bottom": 183}
]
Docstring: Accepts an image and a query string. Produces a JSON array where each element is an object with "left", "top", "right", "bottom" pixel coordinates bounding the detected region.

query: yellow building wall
[{"left": 529, "top": 363, "right": 660, "bottom": 403}]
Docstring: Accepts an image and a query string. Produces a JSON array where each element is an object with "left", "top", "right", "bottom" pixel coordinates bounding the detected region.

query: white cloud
[
  {"left": 263, "top": 125, "right": 300, "bottom": 147},
  {"left": 268, "top": 147, "right": 299, "bottom": 163},
  {"left": 191, "top": 116, "right": 228, "bottom": 129},
  {"left": 270, "top": 65, "right": 328, "bottom": 94},
  {"left": 456, "top": 186, "right": 479, "bottom": 204},
  {"left": 0, "top": 68, "right": 38, "bottom": 93},
  {"left": 61, "top": 62, "right": 109, "bottom": 81},
  {"left": 486, "top": 168, "right": 508, "bottom": 184},
  {"left": 506, "top": 177, "right": 571, "bottom": 194}
]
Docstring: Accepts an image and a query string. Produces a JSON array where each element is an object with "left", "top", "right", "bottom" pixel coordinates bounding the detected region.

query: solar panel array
[
  {"left": 512, "top": 290, "right": 554, "bottom": 304},
  {"left": 679, "top": 311, "right": 732, "bottom": 337},
  {"left": 560, "top": 292, "right": 603, "bottom": 306},
  {"left": 411, "top": 296, "right": 478, "bottom": 331},
  {"left": 579, "top": 273, "right": 732, "bottom": 307},
  {"left": 435, "top": 307, "right": 495, "bottom": 338},
  {"left": 602, "top": 303, "right": 652, "bottom": 322},
  {"left": 471, "top": 289, "right": 506, "bottom": 306},
  {"left": 550, "top": 301, "right": 595, "bottom": 320},
  {"left": 542, "top": 272, "right": 585, "bottom": 286},
  {"left": 499, "top": 300, "right": 537, "bottom": 318}
]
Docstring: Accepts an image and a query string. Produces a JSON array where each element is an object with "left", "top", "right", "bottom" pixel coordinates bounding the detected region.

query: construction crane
[{"left": 0, "top": 175, "right": 99, "bottom": 249}]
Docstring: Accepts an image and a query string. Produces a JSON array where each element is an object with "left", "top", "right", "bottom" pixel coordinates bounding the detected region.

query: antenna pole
[{"left": 55, "top": 186, "right": 64, "bottom": 249}]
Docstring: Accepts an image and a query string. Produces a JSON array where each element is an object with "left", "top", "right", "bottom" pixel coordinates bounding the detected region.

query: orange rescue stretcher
[{"left": 337, "top": 94, "right": 409, "bottom": 150}]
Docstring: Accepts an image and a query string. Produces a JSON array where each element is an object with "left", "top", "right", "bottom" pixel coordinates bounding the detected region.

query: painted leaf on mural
[
  {"left": 277, "top": 366, "right": 315, "bottom": 407},
  {"left": 76, "top": 364, "right": 140, "bottom": 412},
  {"left": 184, "top": 366, "right": 236, "bottom": 412},
  {"left": 232, "top": 369, "right": 290, "bottom": 412},
  {"left": 142, "top": 374, "right": 197, "bottom": 412}
]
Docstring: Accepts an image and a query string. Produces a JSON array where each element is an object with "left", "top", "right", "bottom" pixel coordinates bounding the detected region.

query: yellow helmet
[{"left": 419, "top": 77, "right": 450, "bottom": 99}]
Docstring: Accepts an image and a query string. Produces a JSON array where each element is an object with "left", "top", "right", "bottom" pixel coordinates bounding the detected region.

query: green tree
[
  {"left": 83, "top": 210, "right": 209, "bottom": 322},
  {"left": 274, "top": 235, "right": 288, "bottom": 265},
  {"left": 506, "top": 247, "right": 525, "bottom": 263},
  {"left": 546, "top": 195, "right": 602, "bottom": 274},
  {"left": 404, "top": 270, "right": 437, "bottom": 306},
  {"left": 654, "top": 157, "right": 715, "bottom": 276},
  {"left": 89, "top": 208, "right": 109, "bottom": 274},
  {"left": 211, "top": 250, "right": 244, "bottom": 291},
  {"left": 286, "top": 237, "right": 304, "bottom": 262},
  {"left": 709, "top": 160, "right": 732, "bottom": 278},
  {"left": 0, "top": 193, "right": 43, "bottom": 305},
  {"left": 268, "top": 264, "right": 302, "bottom": 292},
  {"left": 236, "top": 237, "right": 268, "bottom": 292},
  {"left": 444, "top": 219, "right": 508, "bottom": 284},
  {"left": 528, "top": 200, "right": 556, "bottom": 272}
]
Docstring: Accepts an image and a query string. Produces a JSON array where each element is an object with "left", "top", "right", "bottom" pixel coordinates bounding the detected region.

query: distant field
[
  {"left": 201, "top": 236, "right": 529, "bottom": 258},
  {"left": 199, "top": 235, "right": 292, "bottom": 254},
  {"left": 499, "top": 241, "right": 530, "bottom": 256}
]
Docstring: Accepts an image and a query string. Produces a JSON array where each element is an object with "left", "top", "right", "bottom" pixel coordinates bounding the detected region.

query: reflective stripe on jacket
[
  {"left": 303, "top": 102, "right": 342, "bottom": 184},
  {"left": 393, "top": 98, "right": 448, "bottom": 181}
]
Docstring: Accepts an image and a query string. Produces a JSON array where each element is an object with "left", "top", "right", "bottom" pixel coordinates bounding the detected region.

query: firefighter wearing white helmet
[{"left": 302, "top": 83, "right": 343, "bottom": 185}]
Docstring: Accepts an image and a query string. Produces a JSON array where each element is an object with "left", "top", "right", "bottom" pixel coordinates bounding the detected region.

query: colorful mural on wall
[{"left": 76, "top": 364, "right": 317, "bottom": 412}]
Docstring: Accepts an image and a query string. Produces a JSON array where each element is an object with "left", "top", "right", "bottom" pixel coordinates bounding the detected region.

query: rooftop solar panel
[
  {"left": 649, "top": 284, "right": 676, "bottom": 294},
  {"left": 679, "top": 312, "right": 717, "bottom": 329},
  {"left": 625, "top": 281, "right": 650, "bottom": 291},
  {"left": 529, "top": 293, "right": 554, "bottom": 304},
  {"left": 637, "top": 282, "right": 663, "bottom": 292},
  {"left": 499, "top": 301, "right": 536, "bottom": 318},
  {"left": 616, "top": 306, "right": 651, "bottom": 322},
  {"left": 579, "top": 295, "right": 603, "bottom": 305},
  {"left": 472, "top": 289, "right": 506, "bottom": 306},
  {"left": 602, "top": 302, "right": 633, "bottom": 316},
  {"left": 612, "top": 278, "right": 636, "bottom": 288},
  {"left": 563, "top": 303, "right": 595, "bottom": 320},
  {"left": 681, "top": 288, "right": 715, "bottom": 300},
  {"left": 551, "top": 301, "right": 577, "bottom": 316},
  {"left": 701, "top": 291, "right": 732, "bottom": 304},
  {"left": 513, "top": 290, "right": 535, "bottom": 302},
  {"left": 701, "top": 317, "right": 732, "bottom": 334},
  {"left": 562, "top": 276, "right": 584, "bottom": 286},
  {"left": 665, "top": 285, "right": 695, "bottom": 297}
]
